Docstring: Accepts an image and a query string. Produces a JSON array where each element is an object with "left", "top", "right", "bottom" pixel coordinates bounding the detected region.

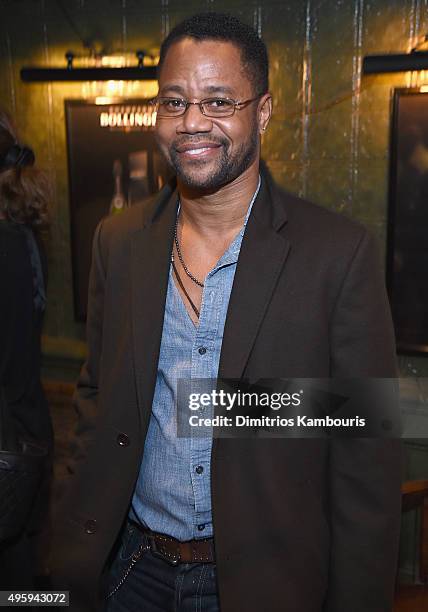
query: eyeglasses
[{"left": 151, "top": 94, "right": 263, "bottom": 118}]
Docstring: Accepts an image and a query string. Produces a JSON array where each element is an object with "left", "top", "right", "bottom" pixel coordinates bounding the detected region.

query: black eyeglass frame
[{"left": 150, "top": 94, "right": 265, "bottom": 118}]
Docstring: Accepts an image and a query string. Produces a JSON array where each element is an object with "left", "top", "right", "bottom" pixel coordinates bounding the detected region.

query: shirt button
[
  {"left": 84, "top": 519, "right": 97, "bottom": 534},
  {"left": 198, "top": 347, "right": 207, "bottom": 355},
  {"left": 197, "top": 524, "right": 206, "bottom": 531},
  {"left": 117, "top": 433, "right": 130, "bottom": 446},
  {"left": 195, "top": 465, "right": 204, "bottom": 474}
]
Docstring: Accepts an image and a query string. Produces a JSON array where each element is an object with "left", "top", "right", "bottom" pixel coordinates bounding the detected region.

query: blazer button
[
  {"left": 117, "top": 433, "right": 130, "bottom": 446},
  {"left": 84, "top": 519, "right": 97, "bottom": 534}
]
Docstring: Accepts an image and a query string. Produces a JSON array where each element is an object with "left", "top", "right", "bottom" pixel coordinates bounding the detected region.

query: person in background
[{"left": 0, "top": 110, "right": 53, "bottom": 590}]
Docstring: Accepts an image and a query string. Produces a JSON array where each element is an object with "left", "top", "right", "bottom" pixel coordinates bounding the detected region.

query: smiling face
[{"left": 155, "top": 37, "right": 271, "bottom": 191}]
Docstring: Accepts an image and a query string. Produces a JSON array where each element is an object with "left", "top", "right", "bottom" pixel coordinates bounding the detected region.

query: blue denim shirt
[{"left": 130, "top": 177, "right": 261, "bottom": 541}]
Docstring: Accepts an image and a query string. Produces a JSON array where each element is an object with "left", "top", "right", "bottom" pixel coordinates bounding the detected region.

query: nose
[{"left": 177, "top": 102, "right": 213, "bottom": 134}]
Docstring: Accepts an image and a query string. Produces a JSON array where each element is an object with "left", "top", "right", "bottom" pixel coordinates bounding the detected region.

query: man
[{"left": 52, "top": 12, "right": 402, "bottom": 612}]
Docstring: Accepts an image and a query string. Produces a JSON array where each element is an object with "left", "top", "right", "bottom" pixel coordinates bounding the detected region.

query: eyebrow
[
  {"left": 203, "top": 85, "right": 235, "bottom": 95},
  {"left": 159, "top": 84, "right": 236, "bottom": 97}
]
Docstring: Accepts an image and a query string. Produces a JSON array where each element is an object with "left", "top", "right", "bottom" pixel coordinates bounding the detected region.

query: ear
[{"left": 258, "top": 93, "right": 272, "bottom": 134}]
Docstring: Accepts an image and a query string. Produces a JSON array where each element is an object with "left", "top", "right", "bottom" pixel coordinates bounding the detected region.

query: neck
[{"left": 177, "top": 158, "right": 260, "bottom": 236}]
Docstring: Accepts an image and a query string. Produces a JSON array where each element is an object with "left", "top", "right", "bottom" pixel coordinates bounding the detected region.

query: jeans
[{"left": 105, "top": 522, "right": 221, "bottom": 612}]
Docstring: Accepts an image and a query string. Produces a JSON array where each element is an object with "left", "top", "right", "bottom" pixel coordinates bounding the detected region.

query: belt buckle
[{"left": 149, "top": 536, "right": 180, "bottom": 566}]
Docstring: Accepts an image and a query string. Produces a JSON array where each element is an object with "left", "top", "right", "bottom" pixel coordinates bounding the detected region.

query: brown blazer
[{"left": 51, "top": 164, "right": 402, "bottom": 612}]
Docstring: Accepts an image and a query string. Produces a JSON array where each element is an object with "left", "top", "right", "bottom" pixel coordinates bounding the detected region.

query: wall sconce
[
  {"left": 363, "top": 51, "right": 428, "bottom": 74},
  {"left": 363, "top": 36, "right": 428, "bottom": 74},
  {"left": 21, "top": 51, "right": 157, "bottom": 82}
]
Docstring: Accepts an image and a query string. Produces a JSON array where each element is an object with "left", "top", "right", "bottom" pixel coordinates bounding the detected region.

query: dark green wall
[
  {"left": 1, "top": 0, "right": 427, "bottom": 378},
  {"left": 1, "top": 0, "right": 428, "bottom": 580}
]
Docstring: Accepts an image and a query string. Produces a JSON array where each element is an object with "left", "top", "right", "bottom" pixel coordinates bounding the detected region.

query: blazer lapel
[
  {"left": 218, "top": 169, "right": 291, "bottom": 379},
  {"left": 130, "top": 182, "right": 178, "bottom": 424},
  {"left": 130, "top": 166, "right": 291, "bottom": 418}
]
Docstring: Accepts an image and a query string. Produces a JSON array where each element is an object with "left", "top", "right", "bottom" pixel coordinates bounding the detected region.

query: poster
[
  {"left": 65, "top": 99, "right": 171, "bottom": 321},
  {"left": 387, "top": 89, "right": 428, "bottom": 353}
]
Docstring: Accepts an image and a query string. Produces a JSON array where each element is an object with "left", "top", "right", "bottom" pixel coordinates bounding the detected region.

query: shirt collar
[
  {"left": 212, "top": 173, "right": 261, "bottom": 269},
  {"left": 241, "top": 173, "right": 261, "bottom": 236},
  {"left": 176, "top": 173, "right": 261, "bottom": 225},
  {"left": 176, "top": 173, "right": 262, "bottom": 273}
]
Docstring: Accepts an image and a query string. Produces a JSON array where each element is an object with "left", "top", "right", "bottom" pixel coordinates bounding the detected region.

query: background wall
[
  {"left": 0, "top": 0, "right": 427, "bottom": 378},
  {"left": 1, "top": 0, "right": 428, "bottom": 580}
]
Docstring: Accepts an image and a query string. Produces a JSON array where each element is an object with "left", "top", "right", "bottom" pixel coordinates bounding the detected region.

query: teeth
[{"left": 185, "top": 147, "right": 211, "bottom": 155}]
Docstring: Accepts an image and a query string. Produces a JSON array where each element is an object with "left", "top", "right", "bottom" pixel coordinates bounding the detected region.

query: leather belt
[{"left": 131, "top": 521, "right": 215, "bottom": 565}]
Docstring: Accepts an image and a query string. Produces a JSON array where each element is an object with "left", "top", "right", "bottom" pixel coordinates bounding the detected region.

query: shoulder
[
  {"left": 282, "top": 186, "right": 365, "bottom": 237},
  {"left": 0, "top": 219, "right": 28, "bottom": 244},
  {"left": 91, "top": 179, "right": 177, "bottom": 270},
  {"left": 0, "top": 220, "right": 32, "bottom": 263},
  {"left": 261, "top": 161, "right": 368, "bottom": 250},
  {"left": 97, "top": 179, "right": 176, "bottom": 244},
  {"left": 260, "top": 167, "right": 382, "bottom": 291},
  {"left": 99, "top": 195, "right": 154, "bottom": 239},
  {"left": 0, "top": 222, "right": 33, "bottom": 300},
  {"left": 271, "top": 179, "right": 372, "bottom": 261}
]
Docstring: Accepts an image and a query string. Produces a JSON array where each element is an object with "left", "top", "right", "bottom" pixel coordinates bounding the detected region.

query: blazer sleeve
[
  {"left": 325, "top": 229, "right": 402, "bottom": 612},
  {"left": 0, "top": 228, "right": 32, "bottom": 386},
  {"left": 0, "top": 233, "right": 20, "bottom": 382},
  {"left": 67, "top": 219, "right": 106, "bottom": 475}
]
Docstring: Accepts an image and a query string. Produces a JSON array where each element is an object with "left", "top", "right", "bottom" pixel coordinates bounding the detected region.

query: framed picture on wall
[
  {"left": 387, "top": 88, "right": 428, "bottom": 354},
  {"left": 65, "top": 98, "right": 171, "bottom": 321}
]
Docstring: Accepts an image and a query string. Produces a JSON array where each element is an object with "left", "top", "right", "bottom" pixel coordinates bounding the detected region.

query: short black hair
[{"left": 158, "top": 12, "right": 269, "bottom": 95}]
